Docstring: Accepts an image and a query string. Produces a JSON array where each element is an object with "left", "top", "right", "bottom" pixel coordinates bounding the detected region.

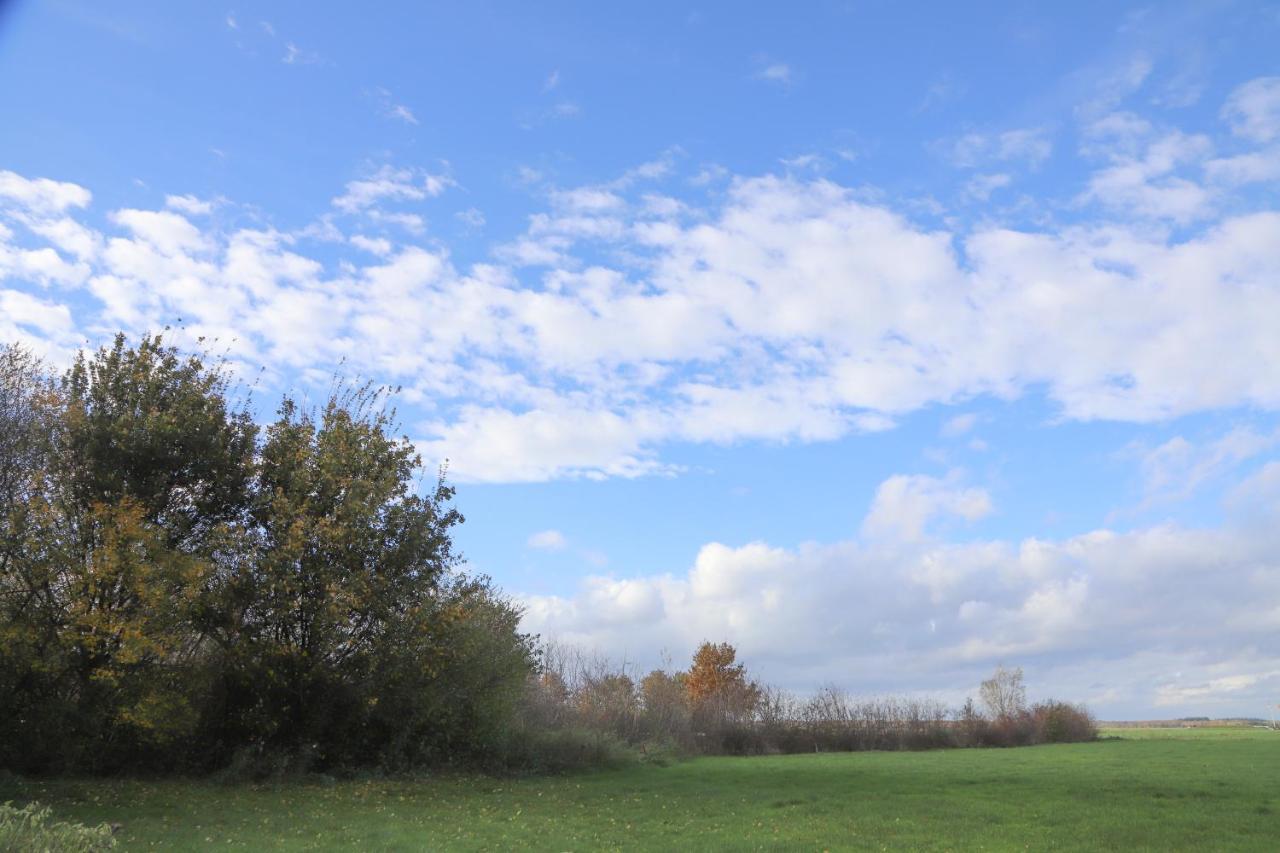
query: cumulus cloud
[
  {"left": 520, "top": 471, "right": 1280, "bottom": 717},
  {"left": 0, "top": 170, "right": 92, "bottom": 213},
  {"left": 861, "top": 474, "right": 993, "bottom": 542}
]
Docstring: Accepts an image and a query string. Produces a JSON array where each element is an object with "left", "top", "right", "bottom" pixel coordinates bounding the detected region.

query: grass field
[{"left": 3, "top": 728, "right": 1278, "bottom": 851}]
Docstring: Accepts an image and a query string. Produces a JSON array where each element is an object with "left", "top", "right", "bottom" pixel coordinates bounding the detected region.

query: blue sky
[{"left": 2, "top": 0, "right": 1280, "bottom": 717}]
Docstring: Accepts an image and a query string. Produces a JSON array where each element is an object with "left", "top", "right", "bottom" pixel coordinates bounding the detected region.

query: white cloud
[
  {"left": 0, "top": 170, "right": 92, "bottom": 214},
  {"left": 1078, "top": 54, "right": 1153, "bottom": 119},
  {"left": 1078, "top": 121, "right": 1213, "bottom": 222},
  {"left": 0, "top": 288, "right": 76, "bottom": 338},
  {"left": 349, "top": 234, "right": 393, "bottom": 256},
  {"left": 369, "top": 87, "right": 419, "bottom": 125},
  {"left": 282, "top": 42, "right": 319, "bottom": 65},
  {"left": 388, "top": 104, "right": 417, "bottom": 125},
  {"left": 941, "top": 413, "right": 979, "bottom": 437},
  {"left": 1155, "top": 671, "right": 1280, "bottom": 707},
  {"left": 109, "top": 209, "right": 208, "bottom": 255},
  {"left": 332, "top": 165, "right": 452, "bottom": 213},
  {"left": 1222, "top": 77, "right": 1280, "bottom": 143},
  {"left": 543, "top": 70, "right": 560, "bottom": 92},
  {"left": 455, "top": 208, "right": 485, "bottom": 228},
  {"left": 862, "top": 473, "right": 993, "bottom": 542},
  {"left": 1131, "top": 426, "right": 1279, "bottom": 508},
  {"left": 527, "top": 529, "right": 568, "bottom": 550},
  {"left": 520, "top": 478, "right": 1280, "bottom": 716},
  {"left": 755, "top": 62, "right": 793, "bottom": 84},
  {"left": 165, "top": 194, "right": 214, "bottom": 216},
  {"left": 964, "top": 173, "right": 1011, "bottom": 201},
  {"left": 1205, "top": 149, "right": 1280, "bottom": 185},
  {"left": 950, "top": 128, "right": 1052, "bottom": 169}
]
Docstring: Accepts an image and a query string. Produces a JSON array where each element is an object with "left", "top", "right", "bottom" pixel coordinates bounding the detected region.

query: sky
[{"left": 2, "top": 0, "right": 1279, "bottom": 719}]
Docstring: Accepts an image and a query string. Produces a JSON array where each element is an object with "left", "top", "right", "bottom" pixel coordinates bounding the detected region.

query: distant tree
[
  {"left": 641, "top": 669, "right": 689, "bottom": 730},
  {"left": 684, "top": 642, "right": 761, "bottom": 722},
  {"left": 979, "top": 665, "right": 1027, "bottom": 720}
]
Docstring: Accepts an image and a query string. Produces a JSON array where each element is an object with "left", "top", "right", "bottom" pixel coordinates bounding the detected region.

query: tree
[
  {"left": 979, "top": 665, "right": 1027, "bottom": 720},
  {"left": 1, "top": 336, "right": 255, "bottom": 770},
  {"left": 640, "top": 668, "right": 690, "bottom": 734},
  {"left": 684, "top": 642, "right": 761, "bottom": 722},
  {"left": 201, "top": 385, "right": 468, "bottom": 764},
  {"left": 0, "top": 344, "right": 51, "bottom": 524},
  {"left": 56, "top": 333, "right": 257, "bottom": 552}
]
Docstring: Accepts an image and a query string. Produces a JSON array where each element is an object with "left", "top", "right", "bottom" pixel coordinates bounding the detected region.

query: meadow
[{"left": 3, "top": 727, "right": 1277, "bottom": 851}]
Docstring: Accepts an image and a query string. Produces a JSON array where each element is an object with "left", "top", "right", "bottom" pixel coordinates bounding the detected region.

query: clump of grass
[{"left": 0, "top": 801, "right": 117, "bottom": 852}]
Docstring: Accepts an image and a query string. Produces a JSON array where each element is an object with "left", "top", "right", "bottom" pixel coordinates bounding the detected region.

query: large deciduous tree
[
  {"left": 199, "top": 386, "right": 484, "bottom": 767},
  {"left": 1, "top": 336, "right": 256, "bottom": 770}
]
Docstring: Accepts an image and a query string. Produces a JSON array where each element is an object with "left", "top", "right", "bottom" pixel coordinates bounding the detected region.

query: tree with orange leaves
[{"left": 684, "top": 642, "right": 761, "bottom": 721}]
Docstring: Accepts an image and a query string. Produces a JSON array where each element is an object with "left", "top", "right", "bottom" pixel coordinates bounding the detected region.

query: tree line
[{"left": 0, "top": 335, "right": 1094, "bottom": 777}]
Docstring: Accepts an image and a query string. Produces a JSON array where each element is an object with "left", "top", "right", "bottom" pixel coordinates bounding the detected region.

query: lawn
[{"left": 3, "top": 728, "right": 1277, "bottom": 851}]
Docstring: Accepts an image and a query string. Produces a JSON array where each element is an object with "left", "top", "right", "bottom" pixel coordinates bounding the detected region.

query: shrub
[
  {"left": 0, "top": 802, "right": 116, "bottom": 852},
  {"left": 1032, "top": 700, "right": 1098, "bottom": 743}
]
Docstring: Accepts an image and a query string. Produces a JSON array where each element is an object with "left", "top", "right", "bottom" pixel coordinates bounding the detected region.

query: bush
[
  {"left": 1031, "top": 700, "right": 1098, "bottom": 743},
  {"left": 0, "top": 802, "right": 116, "bottom": 852}
]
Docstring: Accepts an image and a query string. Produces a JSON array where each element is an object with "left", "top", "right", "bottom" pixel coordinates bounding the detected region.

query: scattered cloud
[
  {"left": 369, "top": 87, "right": 419, "bottom": 125},
  {"left": 949, "top": 128, "right": 1052, "bottom": 170},
  {"left": 941, "top": 413, "right": 979, "bottom": 438},
  {"left": 964, "top": 173, "right": 1012, "bottom": 201},
  {"left": 282, "top": 42, "right": 320, "bottom": 65},
  {"left": 164, "top": 194, "right": 214, "bottom": 216},
  {"left": 455, "top": 208, "right": 486, "bottom": 228},
  {"left": 331, "top": 165, "right": 452, "bottom": 214},
  {"left": 1128, "top": 426, "right": 1279, "bottom": 510},
  {"left": 918, "top": 72, "right": 966, "bottom": 112},
  {"left": 755, "top": 61, "right": 793, "bottom": 85},
  {"left": 1222, "top": 77, "right": 1280, "bottom": 143},
  {"left": 528, "top": 529, "right": 569, "bottom": 551}
]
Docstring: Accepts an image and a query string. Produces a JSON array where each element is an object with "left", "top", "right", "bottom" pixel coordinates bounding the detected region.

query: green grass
[{"left": 3, "top": 728, "right": 1278, "bottom": 851}]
